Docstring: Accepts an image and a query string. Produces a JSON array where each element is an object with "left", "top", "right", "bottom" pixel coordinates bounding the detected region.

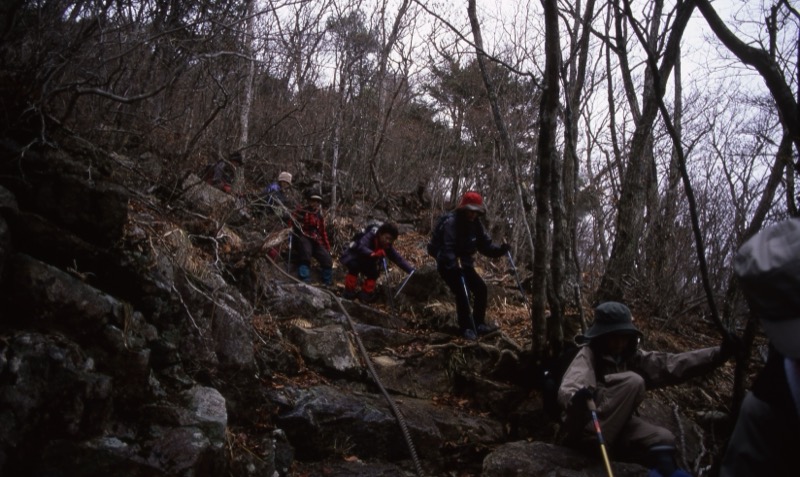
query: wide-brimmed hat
[
  {"left": 457, "top": 191, "right": 486, "bottom": 215},
  {"left": 277, "top": 171, "right": 292, "bottom": 184},
  {"left": 734, "top": 218, "right": 800, "bottom": 359},
  {"left": 583, "top": 302, "right": 642, "bottom": 340}
]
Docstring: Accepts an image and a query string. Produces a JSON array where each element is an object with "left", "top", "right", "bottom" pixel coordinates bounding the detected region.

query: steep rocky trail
[{"left": 0, "top": 144, "right": 738, "bottom": 476}]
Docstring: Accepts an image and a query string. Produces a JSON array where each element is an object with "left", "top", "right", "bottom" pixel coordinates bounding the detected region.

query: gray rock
[
  {"left": 287, "top": 324, "right": 362, "bottom": 375},
  {"left": 483, "top": 440, "right": 647, "bottom": 476}
]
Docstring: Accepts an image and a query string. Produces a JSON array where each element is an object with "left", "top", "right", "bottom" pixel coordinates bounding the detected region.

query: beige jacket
[{"left": 557, "top": 344, "right": 722, "bottom": 410}]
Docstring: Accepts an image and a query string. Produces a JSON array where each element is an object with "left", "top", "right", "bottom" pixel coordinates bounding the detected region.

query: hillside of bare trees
[{"left": 0, "top": 1, "right": 798, "bottom": 476}]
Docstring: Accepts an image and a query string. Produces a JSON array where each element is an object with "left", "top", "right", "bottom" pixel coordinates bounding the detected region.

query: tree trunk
[
  {"left": 597, "top": 0, "right": 693, "bottom": 303},
  {"left": 531, "top": 0, "right": 561, "bottom": 357}
]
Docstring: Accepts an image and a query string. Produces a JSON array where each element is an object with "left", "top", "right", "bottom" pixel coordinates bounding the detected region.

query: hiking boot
[
  {"left": 342, "top": 289, "right": 358, "bottom": 300},
  {"left": 357, "top": 291, "right": 377, "bottom": 303},
  {"left": 462, "top": 329, "right": 477, "bottom": 341},
  {"left": 476, "top": 323, "right": 498, "bottom": 335}
]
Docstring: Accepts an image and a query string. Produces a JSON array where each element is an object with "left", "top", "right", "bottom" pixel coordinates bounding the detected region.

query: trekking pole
[
  {"left": 587, "top": 398, "right": 614, "bottom": 477},
  {"left": 506, "top": 251, "right": 529, "bottom": 307},
  {"left": 393, "top": 269, "right": 416, "bottom": 300},
  {"left": 382, "top": 258, "right": 396, "bottom": 314},
  {"left": 459, "top": 272, "right": 477, "bottom": 334}
]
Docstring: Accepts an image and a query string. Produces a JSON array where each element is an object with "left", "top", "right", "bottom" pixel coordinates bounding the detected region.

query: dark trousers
[
  {"left": 294, "top": 235, "right": 333, "bottom": 268},
  {"left": 439, "top": 267, "right": 487, "bottom": 332},
  {"left": 345, "top": 259, "right": 381, "bottom": 280}
]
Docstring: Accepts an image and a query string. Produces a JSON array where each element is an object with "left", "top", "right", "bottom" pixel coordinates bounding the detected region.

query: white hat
[
  {"left": 277, "top": 171, "right": 292, "bottom": 184},
  {"left": 734, "top": 218, "right": 800, "bottom": 359}
]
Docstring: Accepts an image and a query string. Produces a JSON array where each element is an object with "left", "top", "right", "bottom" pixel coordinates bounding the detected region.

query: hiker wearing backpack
[
  {"left": 203, "top": 151, "right": 243, "bottom": 194},
  {"left": 261, "top": 171, "right": 296, "bottom": 217},
  {"left": 429, "top": 191, "right": 510, "bottom": 340},
  {"left": 290, "top": 189, "right": 333, "bottom": 286},
  {"left": 721, "top": 218, "right": 800, "bottom": 477},
  {"left": 259, "top": 171, "right": 296, "bottom": 260},
  {"left": 558, "top": 301, "right": 734, "bottom": 477},
  {"left": 340, "top": 222, "right": 414, "bottom": 302}
]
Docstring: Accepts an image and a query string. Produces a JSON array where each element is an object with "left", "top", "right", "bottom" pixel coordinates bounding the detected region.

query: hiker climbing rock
[
  {"left": 558, "top": 301, "right": 732, "bottom": 477},
  {"left": 429, "top": 191, "right": 509, "bottom": 340},
  {"left": 203, "top": 151, "right": 243, "bottom": 194},
  {"left": 340, "top": 222, "right": 415, "bottom": 302}
]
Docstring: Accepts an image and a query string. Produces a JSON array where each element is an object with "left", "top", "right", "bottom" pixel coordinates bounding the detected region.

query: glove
[
  {"left": 720, "top": 333, "right": 744, "bottom": 362},
  {"left": 370, "top": 249, "right": 386, "bottom": 258},
  {"left": 500, "top": 243, "right": 511, "bottom": 254},
  {"left": 569, "top": 387, "right": 595, "bottom": 409}
]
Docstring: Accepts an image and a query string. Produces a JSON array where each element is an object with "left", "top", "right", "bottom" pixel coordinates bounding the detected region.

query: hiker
[
  {"left": 558, "top": 301, "right": 733, "bottom": 477},
  {"left": 290, "top": 189, "right": 333, "bottom": 285},
  {"left": 721, "top": 218, "right": 800, "bottom": 477},
  {"left": 260, "top": 172, "right": 297, "bottom": 260},
  {"left": 203, "top": 151, "right": 243, "bottom": 194},
  {"left": 262, "top": 171, "right": 296, "bottom": 217},
  {"left": 340, "top": 222, "right": 415, "bottom": 302},
  {"left": 431, "top": 191, "right": 510, "bottom": 340}
]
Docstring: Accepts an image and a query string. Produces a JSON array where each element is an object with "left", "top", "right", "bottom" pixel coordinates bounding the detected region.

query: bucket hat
[
  {"left": 734, "top": 218, "right": 800, "bottom": 359},
  {"left": 583, "top": 302, "right": 642, "bottom": 340},
  {"left": 457, "top": 191, "right": 486, "bottom": 215},
  {"left": 277, "top": 171, "right": 292, "bottom": 184}
]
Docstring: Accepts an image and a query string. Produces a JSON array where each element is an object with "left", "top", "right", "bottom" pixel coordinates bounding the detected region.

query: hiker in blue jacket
[
  {"left": 340, "top": 222, "right": 414, "bottom": 302},
  {"left": 431, "top": 191, "right": 509, "bottom": 340}
]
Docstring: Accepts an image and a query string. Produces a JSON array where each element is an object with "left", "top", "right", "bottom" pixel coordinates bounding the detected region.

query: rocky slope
[{"left": 0, "top": 142, "right": 735, "bottom": 476}]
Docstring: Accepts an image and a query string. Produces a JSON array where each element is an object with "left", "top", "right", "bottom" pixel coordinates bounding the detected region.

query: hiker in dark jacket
[
  {"left": 340, "top": 222, "right": 414, "bottom": 302},
  {"left": 558, "top": 301, "right": 731, "bottom": 477},
  {"left": 433, "top": 191, "right": 509, "bottom": 340},
  {"left": 204, "top": 151, "right": 243, "bottom": 194},
  {"left": 721, "top": 218, "right": 800, "bottom": 477},
  {"left": 291, "top": 189, "right": 333, "bottom": 285}
]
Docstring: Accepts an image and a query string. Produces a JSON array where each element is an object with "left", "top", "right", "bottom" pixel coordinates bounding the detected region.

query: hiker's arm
[
  {"left": 388, "top": 247, "right": 414, "bottom": 273},
  {"left": 558, "top": 347, "right": 597, "bottom": 410},
  {"left": 353, "top": 232, "right": 375, "bottom": 257},
  {"left": 633, "top": 347, "right": 723, "bottom": 389},
  {"left": 476, "top": 221, "right": 506, "bottom": 258}
]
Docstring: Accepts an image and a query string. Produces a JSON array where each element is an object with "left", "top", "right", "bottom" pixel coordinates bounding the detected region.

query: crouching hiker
[
  {"left": 558, "top": 302, "right": 733, "bottom": 477},
  {"left": 291, "top": 189, "right": 333, "bottom": 286},
  {"left": 340, "top": 222, "right": 414, "bottom": 302}
]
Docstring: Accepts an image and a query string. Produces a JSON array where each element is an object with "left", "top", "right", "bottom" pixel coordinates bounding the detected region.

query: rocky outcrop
[{"left": 0, "top": 145, "right": 720, "bottom": 476}]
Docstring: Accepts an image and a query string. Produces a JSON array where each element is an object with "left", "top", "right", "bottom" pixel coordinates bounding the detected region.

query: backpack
[
  {"left": 426, "top": 213, "right": 450, "bottom": 258},
  {"left": 541, "top": 344, "right": 581, "bottom": 421},
  {"left": 348, "top": 221, "right": 382, "bottom": 249}
]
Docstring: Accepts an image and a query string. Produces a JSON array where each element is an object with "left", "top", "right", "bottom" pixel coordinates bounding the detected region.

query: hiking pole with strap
[
  {"left": 587, "top": 398, "right": 614, "bottom": 477},
  {"left": 506, "top": 250, "right": 529, "bottom": 307},
  {"left": 393, "top": 269, "right": 416, "bottom": 300}
]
